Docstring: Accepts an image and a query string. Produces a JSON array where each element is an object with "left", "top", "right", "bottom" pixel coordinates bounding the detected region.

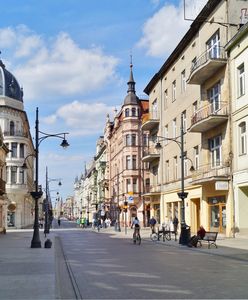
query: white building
[
  {"left": 0, "top": 59, "right": 35, "bottom": 229},
  {"left": 226, "top": 22, "right": 248, "bottom": 235}
]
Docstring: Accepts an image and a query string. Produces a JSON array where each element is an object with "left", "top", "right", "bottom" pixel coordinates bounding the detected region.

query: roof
[
  {"left": 143, "top": 0, "right": 222, "bottom": 95},
  {"left": 0, "top": 60, "right": 23, "bottom": 102}
]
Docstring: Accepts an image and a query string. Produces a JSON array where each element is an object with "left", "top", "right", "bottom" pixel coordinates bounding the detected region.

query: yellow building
[{"left": 142, "top": 0, "right": 247, "bottom": 236}]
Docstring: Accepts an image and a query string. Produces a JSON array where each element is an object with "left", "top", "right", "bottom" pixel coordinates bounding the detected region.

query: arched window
[
  {"left": 125, "top": 108, "right": 129, "bottom": 117},
  {"left": 239, "top": 122, "right": 246, "bottom": 155},
  {"left": 131, "top": 107, "right": 136, "bottom": 117},
  {"left": 10, "top": 121, "right": 15, "bottom": 136}
]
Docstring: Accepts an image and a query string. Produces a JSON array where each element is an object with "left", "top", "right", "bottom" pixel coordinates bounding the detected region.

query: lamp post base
[{"left": 179, "top": 224, "right": 191, "bottom": 246}]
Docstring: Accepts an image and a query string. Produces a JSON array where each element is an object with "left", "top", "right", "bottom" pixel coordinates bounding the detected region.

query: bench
[{"left": 197, "top": 231, "right": 218, "bottom": 249}]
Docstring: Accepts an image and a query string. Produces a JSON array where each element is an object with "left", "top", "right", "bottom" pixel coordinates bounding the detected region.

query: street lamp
[
  {"left": 44, "top": 167, "right": 62, "bottom": 236},
  {"left": 155, "top": 113, "right": 194, "bottom": 245},
  {"left": 30, "top": 107, "right": 69, "bottom": 248}
]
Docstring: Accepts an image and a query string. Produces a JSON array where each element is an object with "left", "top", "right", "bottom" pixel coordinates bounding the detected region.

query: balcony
[
  {"left": 3, "top": 130, "right": 28, "bottom": 138},
  {"left": 191, "top": 164, "right": 230, "bottom": 185},
  {"left": 189, "top": 101, "right": 228, "bottom": 133},
  {"left": 142, "top": 184, "right": 161, "bottom": 196},
  {"left": 141, "top": 109, "right": 159, "bottom": 131},
  {"left": 142, "top": 147, "right": 160, "bottom": 163},
  {"left": 188, "top": 47, "right": 227, "bottom": 85}
]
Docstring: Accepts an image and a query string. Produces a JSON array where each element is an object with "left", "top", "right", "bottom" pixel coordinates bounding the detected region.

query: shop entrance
[{"left": 208, "top": 196, "right": 226, "bottom": 233}]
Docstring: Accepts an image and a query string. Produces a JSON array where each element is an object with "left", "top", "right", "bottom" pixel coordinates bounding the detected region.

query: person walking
[
  {"left": 149, "top": 216, "right": 157, "bottom": 233},
  {"left": 58, "top": 217, "right": 61, "bottom": 227}
]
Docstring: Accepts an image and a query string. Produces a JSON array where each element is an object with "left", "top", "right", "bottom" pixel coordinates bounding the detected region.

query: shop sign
[{"left": 215, "top": 181, "right": 228, "bottom": 190}]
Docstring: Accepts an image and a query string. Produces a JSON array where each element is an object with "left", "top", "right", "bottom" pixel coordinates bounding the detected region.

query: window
[
  {"left": 174, "top": 156, "right": 178, "bottom": 180},
  {"left": 194, "top": 146, "right": 199, "bottom": 170},
  {"left": 207, "top": 31, "right": 220, "bottom": 59},
  {"left": 19, "top": 168, "right": 25, "bottom": 184},
  {"left": 11, "top": 143, "right": 17, "bottom": 158},
  {"left": 126, "top": 155, "right": 131, "bottom": 169},
  {"left": 191, "top": 57, "right": 197, "bottom": 71},
  {"left": 166, "top": 160, "right": 170, "bottom": 182},
  {"left": 209, "top": 136, "right": 221, "bottom": 167},
  {"left": 152, "top": 165, "right": 159, "bottom": 185},
  {"left": 172, "top": 80, "right": 176, "bottom": 102},
  {"left": 181, "top": 70, "right": 186, "bottom": 92},
  {"left": 126, "top": 179, "right": 131, "bottom": 193},
  {"left": 164, "top": 125, "right": 168, "bottom": 145},
  {"left": 11, "top": 166, "right": 17, "bottom": 184},
  {"left": 131, "top": 107, "right": 136, "bottom": 117},
  {"left": 193, "top": 101, "right": 198, "bottom": 114},
  {"left": 125, "top": 108, "right": 129, "bottom": 117},
  {"left": 126, "top": 134, "right": 131, "bottom": 146},
  {"left": 237, "top": 63, "right": 245, "bottom": 97},
  {"left": 172, "top": 118, "right": 177, "bottom": 138},
  {"left": 132, "top": 155, "right": 137, "bottom": 170},
  {"left": 182, "top": 110, "right": 187, "bottom": 133},
  {"left": 10, "top": 121, "right": 15, "bottom": 135},
  {"left": 133, "top": 178, "right": 137, "bottom": 193},
  {"left": 209, "top": 82, "right": 221, "bottom": 112},
  {"left": 143, "top": 134, "right": 148, "bottom": 147},
  {"left": 126, "top": 134, "right": 136, "bottom": 146},
  {"left": 152, "top": 99, "right": 158, "bottom": 119},
  {"left": 131, "top": 134, "right": 136, "bottom": 146},
  {"left": 20, "top": 143, "right": 25, "bottom": 158},
  {"left": 164, "top": 89, "right": 168, "bottom": 109},
  {"left": 239, "top": 122, "right": 246, "bottom": 155}
]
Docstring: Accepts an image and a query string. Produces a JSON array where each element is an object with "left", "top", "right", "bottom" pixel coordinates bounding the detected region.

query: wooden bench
[{"left": 197, "top": 231, "right": 218, "bottom": 249}]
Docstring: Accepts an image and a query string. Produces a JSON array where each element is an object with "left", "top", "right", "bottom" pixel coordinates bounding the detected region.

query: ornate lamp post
[
  {"left": 155, "top": 113, "right": 194, "bottom": 245},
  {"left": 30, "top": 107, "right": 69, "bottom": 248}
]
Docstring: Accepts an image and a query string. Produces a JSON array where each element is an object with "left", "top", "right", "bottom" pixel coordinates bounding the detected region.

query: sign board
[
  {"left": 128, "top": 191, "right": 133, "bottom": 195},
  {"left": 215, "top": 181, "right": 229, "bottom": 191},
  {"left": 128, "top": 196, "right": 134, "bottom": 203}
]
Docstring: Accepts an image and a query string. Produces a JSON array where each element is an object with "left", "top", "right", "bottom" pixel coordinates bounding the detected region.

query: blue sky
[{"left": 0, "top": 0, "right": 207, "bottom": 201}]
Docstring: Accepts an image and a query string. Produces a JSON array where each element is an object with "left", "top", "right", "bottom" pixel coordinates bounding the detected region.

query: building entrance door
[{"left": 208, "top": 196, "right": 226, "bottom": 233}]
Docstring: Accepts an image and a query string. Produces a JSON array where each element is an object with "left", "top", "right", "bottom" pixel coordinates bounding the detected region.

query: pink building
[{"left": 104, "top": 63, "right": 150, "bottom": 227}]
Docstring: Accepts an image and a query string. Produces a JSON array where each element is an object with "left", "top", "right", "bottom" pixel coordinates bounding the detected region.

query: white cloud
[
  {"left": 0, "top": 26, "right": 119, "bottom": 100},
  {"left": 43, "top": 101, "right": 116, "bottom": 136},
  {"left": 137, "top": 0, "right": 207, "bottom": 58}
]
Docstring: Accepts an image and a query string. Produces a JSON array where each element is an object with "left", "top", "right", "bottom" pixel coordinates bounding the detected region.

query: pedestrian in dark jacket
[{"left": 149, "top": 217, "right": 157, "bottom": 233}]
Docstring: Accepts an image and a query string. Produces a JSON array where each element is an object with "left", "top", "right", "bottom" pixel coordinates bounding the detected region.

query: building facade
[
  {"left": 143, "top": 0, "right": 247, "bottom": 236},
  {"left": 226, "top": 22, "right": 248, "bottom": 236},
  {"left": 0, "top": 59, "right": 35, "bottom": 229},
  {"left": 104, "top": 63, "right": 150, "bottom": 227}
]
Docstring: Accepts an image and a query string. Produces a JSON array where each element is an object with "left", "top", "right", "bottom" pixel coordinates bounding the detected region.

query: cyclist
[{"left": 131, "top": 217, "right": 140, "bottom": 242}]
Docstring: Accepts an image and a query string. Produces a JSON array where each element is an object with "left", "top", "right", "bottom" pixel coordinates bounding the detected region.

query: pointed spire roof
[{"left": 124, "top": 55, "right": 139, "bottom": 105}]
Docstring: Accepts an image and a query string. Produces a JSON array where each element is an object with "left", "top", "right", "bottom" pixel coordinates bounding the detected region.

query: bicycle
[
  {"left": 133, "top": 228, "right": 141, "bottom": 245},
  {"left": 150, "top": 227, "right": 171, "bottom": 242}
]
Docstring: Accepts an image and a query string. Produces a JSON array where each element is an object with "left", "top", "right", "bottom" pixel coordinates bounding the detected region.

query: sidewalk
[
  {"left": 0, "top": 229, "right": 56, "bottom": 300},
  {"left": 99, "top": 226, "right": 248, "bottom": 256}
]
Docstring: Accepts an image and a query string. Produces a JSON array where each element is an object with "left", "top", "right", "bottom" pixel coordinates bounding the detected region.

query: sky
[{"left": 0, "top": 0, "right": 207, "bottom": 202}]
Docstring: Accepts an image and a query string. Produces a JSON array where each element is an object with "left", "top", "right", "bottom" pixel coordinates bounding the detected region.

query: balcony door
[
  {"left": 207, "top": 31, "right": 220, "bottom": 59},
  {"left": 209, "top": 82, "right": 221, "bottom": 113}
]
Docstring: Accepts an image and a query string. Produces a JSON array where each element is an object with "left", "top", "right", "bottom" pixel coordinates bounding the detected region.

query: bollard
[{"left": 44, "top": 239, "right": 52, "bottom": 248}]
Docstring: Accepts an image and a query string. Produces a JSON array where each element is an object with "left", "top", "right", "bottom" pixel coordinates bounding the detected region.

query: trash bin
[{"left": 179, "top": 225, "right": 191, "bottom": 245}]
